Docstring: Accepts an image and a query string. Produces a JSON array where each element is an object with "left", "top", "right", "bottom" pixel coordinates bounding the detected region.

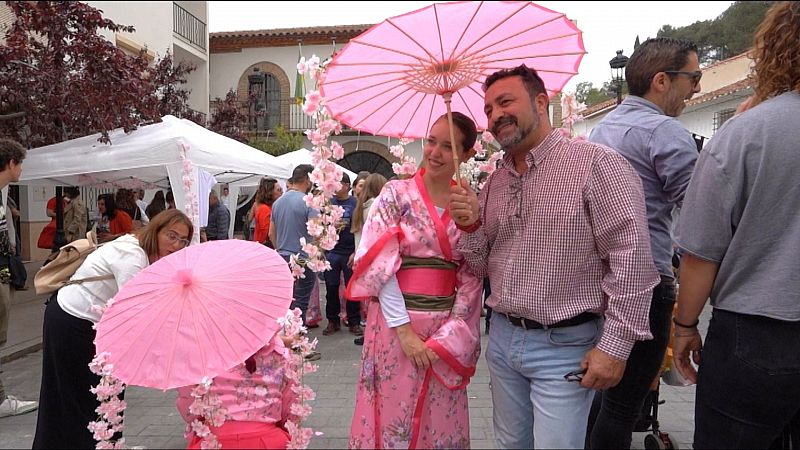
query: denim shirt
[{"left": 589, "top": 96, "right": 698, "bottom": 278}]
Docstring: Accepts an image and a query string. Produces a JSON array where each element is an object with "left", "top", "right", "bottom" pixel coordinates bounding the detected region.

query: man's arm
[
  {"left": 218, "top": 207, "right": 230, "bottom": 239},
  {"left": 268, "top": 220, "right": 277, "bottom": 248},
  {"left": 653, "top": 121, "right": 699, "bottom": 207},
  {"left": 581, "top": 152, "right": 660, "bottom": 390},
  {"left": 450, "top": 184, "right": 490, "bottom": 278}
]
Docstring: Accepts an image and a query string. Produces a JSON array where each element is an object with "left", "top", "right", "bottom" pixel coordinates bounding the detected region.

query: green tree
[
  {"left": 657, "top": 1, "right": 776, "bottom": 64},
  {"left": 248, "top": 125, "right": 302, "bottom": 157},
  {"left": 574, "top": 81, "right": 614, "bottom": 107}
]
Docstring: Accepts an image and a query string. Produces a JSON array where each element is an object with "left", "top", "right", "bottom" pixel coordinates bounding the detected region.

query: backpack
[{"left": 34, "top": 228, "right": 113, "bottom": 295}]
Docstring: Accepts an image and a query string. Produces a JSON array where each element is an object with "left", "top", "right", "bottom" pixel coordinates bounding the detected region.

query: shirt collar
[
  {"left": 620, "top": 95, "right": 666, "bottom": 115},
  {"left": 500, "top": 128, "right": 565, "bottom": 171}
]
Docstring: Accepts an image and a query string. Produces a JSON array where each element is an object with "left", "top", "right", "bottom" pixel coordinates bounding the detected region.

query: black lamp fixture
[{"left": 609, "top": 49, "right": 628, "bottom": 105}]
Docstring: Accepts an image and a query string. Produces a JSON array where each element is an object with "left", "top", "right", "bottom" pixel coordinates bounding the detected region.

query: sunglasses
[
  {"left": 564, "top": 368, "right": 587, "bottom": 382},
  {"left": 664, "top": 70, "right": 702, "bottom": 86}
]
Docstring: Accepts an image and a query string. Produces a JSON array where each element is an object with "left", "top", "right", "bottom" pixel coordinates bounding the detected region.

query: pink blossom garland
[
  {"left": 459, "top": 131, "right": 504, "bottom": 192},
  {"left": 88, "top": 352, "right": 127, "bottom": 449},
  {"left": 559, "top": 92, "right": 587, "bottom": 140},
  {"left": 388, "top": 138, "right": 419, "bottom": 177},
  {"left": 277, "top": 308, "right": 320, "bottom": 449},
  {"left": 178, "top": 142, "right": 200, "bottom": 240},
  {"left": 185, "top": 376, "right": 226, "bottom": 449},
  {"left": 292, "top": 55, "right": 346, "bottom": 278}
]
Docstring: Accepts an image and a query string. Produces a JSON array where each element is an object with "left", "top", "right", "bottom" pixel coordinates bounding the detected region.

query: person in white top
[
  {"left": 134, "top": 188, "right": 150, "bottom": 226},
  {"left": 32, "top": 209, "right": 193, "bottom": 449}
]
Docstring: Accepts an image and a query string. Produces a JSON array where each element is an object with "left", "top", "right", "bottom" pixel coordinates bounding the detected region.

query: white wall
[
  {"left": 210, "top": 42, "right": 339, "bottom": 100},
  {"left": 88, "top": 1, "right": 174, "bottom": 58}
]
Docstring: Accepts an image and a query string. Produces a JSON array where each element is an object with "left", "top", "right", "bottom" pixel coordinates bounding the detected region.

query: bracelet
[
  {"left": 673, "top": 316, "right": 699, "bottom": 328},
  {"left": 673, "top": 330, "right": 700, "bottom": 338},
  {"left": 456, "top": 219, "right": 482, "bottom": 233}
]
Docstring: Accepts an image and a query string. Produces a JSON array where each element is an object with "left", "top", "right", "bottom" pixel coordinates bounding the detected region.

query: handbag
[{"left": 8, "top": 253, "right": 27, "bottom": 290}]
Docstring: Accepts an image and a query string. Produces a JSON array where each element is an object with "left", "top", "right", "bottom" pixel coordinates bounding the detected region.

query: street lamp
[{"left": 609, "top": 49, "right": 628, "bottom": 105}]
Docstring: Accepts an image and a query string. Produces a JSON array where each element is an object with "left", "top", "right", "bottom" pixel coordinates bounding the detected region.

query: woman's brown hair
[
  {"left": 351, "top": 173, "right": 388, "bottom": 235},
  {"left": 135, "top": 209, "right": 194, "bottom": 260},
  {"left": 751, "top": 1, "right": 800, "bottom": 104}
]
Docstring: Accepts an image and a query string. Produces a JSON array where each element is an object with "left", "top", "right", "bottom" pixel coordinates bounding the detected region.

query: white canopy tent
[
  {"left": 16, "top": 115, "right": 292, "bottom": 240},
  {"left": 277, "top": 148, "right": 357, "bottom": 183}
]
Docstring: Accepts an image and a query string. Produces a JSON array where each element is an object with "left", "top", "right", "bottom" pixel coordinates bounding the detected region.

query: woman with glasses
[
  {"left": 346, "top": 112, "right": 483, "bottom": 449},
  {"left": 33, "top": 209, "right": 193, "bottom": 449}
]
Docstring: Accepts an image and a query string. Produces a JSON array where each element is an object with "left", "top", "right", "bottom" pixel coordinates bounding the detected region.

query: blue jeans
[
  {"left": 323, "top": 252, "right": 360, "bottom": 326},
  {"left": 487, "top": 312, "right": 601, "bottom": 449},
  {"left": 694, "top": 309, "right": 800, "bottom": 448},
  {"left": 587, "top": 280, "right": 675, "bottom": 448},
  {"left": 282, "top": 255, "right": 316, "bottom": 324}
]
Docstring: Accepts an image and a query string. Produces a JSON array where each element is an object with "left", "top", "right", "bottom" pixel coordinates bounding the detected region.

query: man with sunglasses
[{"left": 586, "top": 37, "right": 701, "bottom": 449}]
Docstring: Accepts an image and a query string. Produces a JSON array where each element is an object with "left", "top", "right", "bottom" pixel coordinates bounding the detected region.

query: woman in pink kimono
[{"left": 346, "top": 112, "right": 483, "bottom": 449}]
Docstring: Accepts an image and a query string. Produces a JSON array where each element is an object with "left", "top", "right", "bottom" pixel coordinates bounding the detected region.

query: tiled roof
[
  {"left": 686, "top": 77, "right": 752, "bottom": 106},
  {"left": 210, "top": 24, "right": 373, "bottom": 51}
]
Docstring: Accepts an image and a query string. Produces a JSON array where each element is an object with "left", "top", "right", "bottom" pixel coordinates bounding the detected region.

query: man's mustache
[{"left": 492, "top": 116, "right": 516, "bottom": 135}]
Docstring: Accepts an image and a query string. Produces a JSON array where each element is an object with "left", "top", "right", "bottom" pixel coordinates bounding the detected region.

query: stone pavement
[{"left": 0, "top": 266, "right": 706, "bottom": 448}]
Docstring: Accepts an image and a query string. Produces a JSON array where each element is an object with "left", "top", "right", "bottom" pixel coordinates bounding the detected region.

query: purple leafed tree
[
  {"left": 208, "top": 89, "right": 248, "bottom": 143},
  {"left": 0, "top": 1, "right": 200, "bottom": 148}
]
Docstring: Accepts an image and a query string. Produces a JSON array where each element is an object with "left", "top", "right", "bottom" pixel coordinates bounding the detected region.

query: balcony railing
[{"left": 173, "top": 3, "right": 206, "bottom": 51}]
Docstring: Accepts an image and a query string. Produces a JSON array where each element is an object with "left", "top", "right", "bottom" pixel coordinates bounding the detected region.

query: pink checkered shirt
[{"left": 459, "top": 130, "right": 659, "bottom": 360}]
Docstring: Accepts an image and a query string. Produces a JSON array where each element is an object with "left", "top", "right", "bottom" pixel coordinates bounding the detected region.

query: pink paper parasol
[
  {"left": 320, "top": 1, "right": 585, "bottom": 177},
  {"left": 94, "top": 239, "right": 294, "bottom": 390}
]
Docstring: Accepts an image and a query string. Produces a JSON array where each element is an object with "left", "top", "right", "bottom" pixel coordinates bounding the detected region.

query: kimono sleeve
[
  {"left": 427, "top": 255, "right": 483, "bottom": 389},
  {"left": 345, "top": 182, "right": 405, "bottom": 301}
]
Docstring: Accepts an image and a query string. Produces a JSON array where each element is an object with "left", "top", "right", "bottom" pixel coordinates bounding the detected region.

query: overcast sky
[{"left": 208, "top": 1, "right": 733, "bottom": 92}]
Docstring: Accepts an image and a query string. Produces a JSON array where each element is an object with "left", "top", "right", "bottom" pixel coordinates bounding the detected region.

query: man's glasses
[
  {"left": 564, "top": 368, "right": 587, "bottom": 382},
  {"left": 664, "top": 70, "right": 702, "bottom": 86},
  {"left": 165, "top": 230, "right": 190, "bottom": 248}
]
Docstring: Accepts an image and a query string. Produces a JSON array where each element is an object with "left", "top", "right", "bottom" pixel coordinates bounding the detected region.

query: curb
[{"left": 1, "top": 340, "right": 42, "bottom": 364}]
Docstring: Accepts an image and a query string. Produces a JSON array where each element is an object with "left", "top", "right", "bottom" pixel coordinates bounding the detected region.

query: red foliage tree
[
  {"left": 208, "top": 89, "right": 248, "bottom": 143},
  {"left": 0, "top": 1, "right": 163, "bottom": 147},
  {"left": 152, "top": 50, "right": 205, "bottom": 125}
]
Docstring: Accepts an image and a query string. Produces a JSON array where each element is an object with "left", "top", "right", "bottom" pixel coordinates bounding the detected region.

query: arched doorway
[{"left": 338, "top": 152, "right": 394, "bottom": 180}]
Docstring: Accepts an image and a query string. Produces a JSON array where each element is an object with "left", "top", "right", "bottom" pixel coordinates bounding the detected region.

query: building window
[
  {"left": 248, "top": 69, "right": 281, "bottom": 132},
  {"left": 713, "top": 108, "right": 736, "bottom": 132}
]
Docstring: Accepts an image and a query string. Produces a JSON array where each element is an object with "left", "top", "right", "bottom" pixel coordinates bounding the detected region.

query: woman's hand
[{"left": 395, "top": 324, "right": 438, "bottom": 370}]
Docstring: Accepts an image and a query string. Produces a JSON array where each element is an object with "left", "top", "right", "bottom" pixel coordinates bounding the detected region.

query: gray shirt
[
  {"left": 271, "top": 189, "right": 318, "bottom": 259},
  {"left": 205, "top": 203, "right": 230, "bottom": 240},
  {"left": 676, "top": 91, "right": 800, "bottom": 320},
  {"left": 590, "top": 96, "right": 698, "bottom": 278}
]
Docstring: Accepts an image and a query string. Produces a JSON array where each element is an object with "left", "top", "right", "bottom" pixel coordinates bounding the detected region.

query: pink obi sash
[{"left": 395, "top": 256, "right": 458, "bottom": 311}]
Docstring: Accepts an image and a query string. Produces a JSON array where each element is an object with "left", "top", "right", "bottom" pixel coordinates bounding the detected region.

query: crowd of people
[{"left": 0, "top": 2, "right": 797, "bottom": 448}]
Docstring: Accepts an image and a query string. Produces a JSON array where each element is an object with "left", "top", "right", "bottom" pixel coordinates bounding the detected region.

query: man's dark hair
[
  {"left": 483, "top": 64, "right": 547, "bottom": 100},
  {"left": 289, "top": 164, "right": 313, "bottom": 185},
  {"left": 64, "top": 187, "right": 80, "bottom": 199},
  {"left": 341, "top": 173, "right": 351, "bottom": 184},
  {"left": 0, "top": 138, "right": 26, "bottom": 170},
  {"left": 626, "top": 37, "right": 699, "bottom": 97}
]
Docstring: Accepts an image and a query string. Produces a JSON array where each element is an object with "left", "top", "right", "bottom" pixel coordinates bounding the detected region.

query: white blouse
[{"left": 57, "top": 234, "right": 150, "bottom": 323}]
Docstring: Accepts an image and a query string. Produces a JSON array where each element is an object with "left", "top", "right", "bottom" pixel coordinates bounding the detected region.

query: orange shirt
[
  {"left": 253, "top": 203, "right": 272, "bottom": 244},
  {"left": 109, "top": 210, "right": 133, "bottom": 235}
]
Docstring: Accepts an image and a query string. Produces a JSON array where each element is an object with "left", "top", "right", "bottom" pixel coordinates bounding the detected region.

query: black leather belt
[{"left": 504, "top": 312, "right": 598, "bottom": 330}]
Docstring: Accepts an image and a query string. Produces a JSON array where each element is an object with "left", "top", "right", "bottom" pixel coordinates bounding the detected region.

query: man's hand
[
  {"left": 672, "top": 329, "right": 702, "bottom": 384},
  {"left": 347, "top": 253, "right": 355, "bottom": 268},
  {"left": 580, "top": 347, "right": 626, "bottom": 390},
  {"left": 396, "top": 324, "right": 438, "bottom": 370},
  {"left": 449, "top": 184, "right": 479, "bottom": 227}
]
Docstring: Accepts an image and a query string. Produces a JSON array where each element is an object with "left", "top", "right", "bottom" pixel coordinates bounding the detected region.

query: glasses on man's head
[
  {"left": 164, "top": 230, "right": 190, "bottom": 248},
  {"left": 664, "top": 70, "right": 702, "bottom": 86}
]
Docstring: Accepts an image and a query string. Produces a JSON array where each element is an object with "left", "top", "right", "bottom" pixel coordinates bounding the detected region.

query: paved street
[{"left": 0, "top": 318, "right": 703, "bottom": 449}]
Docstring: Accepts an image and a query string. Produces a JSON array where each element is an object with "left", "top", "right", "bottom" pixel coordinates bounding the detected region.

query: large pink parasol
[
  {"left": 94, "top": 240, "right": 294, "bottom": 390},
  {"left": 320, "top": 0, "right": 585, "bottom": 155}
]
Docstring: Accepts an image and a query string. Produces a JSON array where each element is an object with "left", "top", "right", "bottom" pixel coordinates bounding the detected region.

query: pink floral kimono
[{"left": 345, "top": 170, "right": 482, "bottom": 449}]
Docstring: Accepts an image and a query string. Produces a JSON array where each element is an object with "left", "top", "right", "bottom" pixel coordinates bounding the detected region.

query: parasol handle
[{"left": 442, "top": 93, "right": 462, "bottom": 187}]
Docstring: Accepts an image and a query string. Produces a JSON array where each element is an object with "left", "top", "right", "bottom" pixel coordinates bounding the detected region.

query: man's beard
[{"left": 493, "top": 114, "right": 536, "bottom": 151}]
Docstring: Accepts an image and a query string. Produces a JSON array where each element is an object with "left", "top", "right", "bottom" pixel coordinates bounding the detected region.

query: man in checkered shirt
[{"left": 450, "top": 65, "right": 660, "bottom": 448}]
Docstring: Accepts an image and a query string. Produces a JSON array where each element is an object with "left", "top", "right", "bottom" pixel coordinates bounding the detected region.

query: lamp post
[{"left": 609, "top": 49, "right": 628, "bottom": 105}]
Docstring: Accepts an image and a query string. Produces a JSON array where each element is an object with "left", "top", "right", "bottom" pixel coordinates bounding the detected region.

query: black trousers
[
  {"left": 33, "top": 296, "right": 107, "bottom": 449},
  {"left": 694, "top": 309, "right": 800, "bottom": 448},
  {"left": 586, "top": 280, "right": 676, "bottom": 449}
]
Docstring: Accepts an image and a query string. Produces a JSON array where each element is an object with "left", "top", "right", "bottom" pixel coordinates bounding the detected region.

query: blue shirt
[
  {"left": 589, "top": 96, "right": 697, "bottom": 278},
  {"left": 330, "top": 195, "right": 357, "bottom": 255},
  {"left": 271, "top": 190, "right": 318, "bottom": 259}
]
